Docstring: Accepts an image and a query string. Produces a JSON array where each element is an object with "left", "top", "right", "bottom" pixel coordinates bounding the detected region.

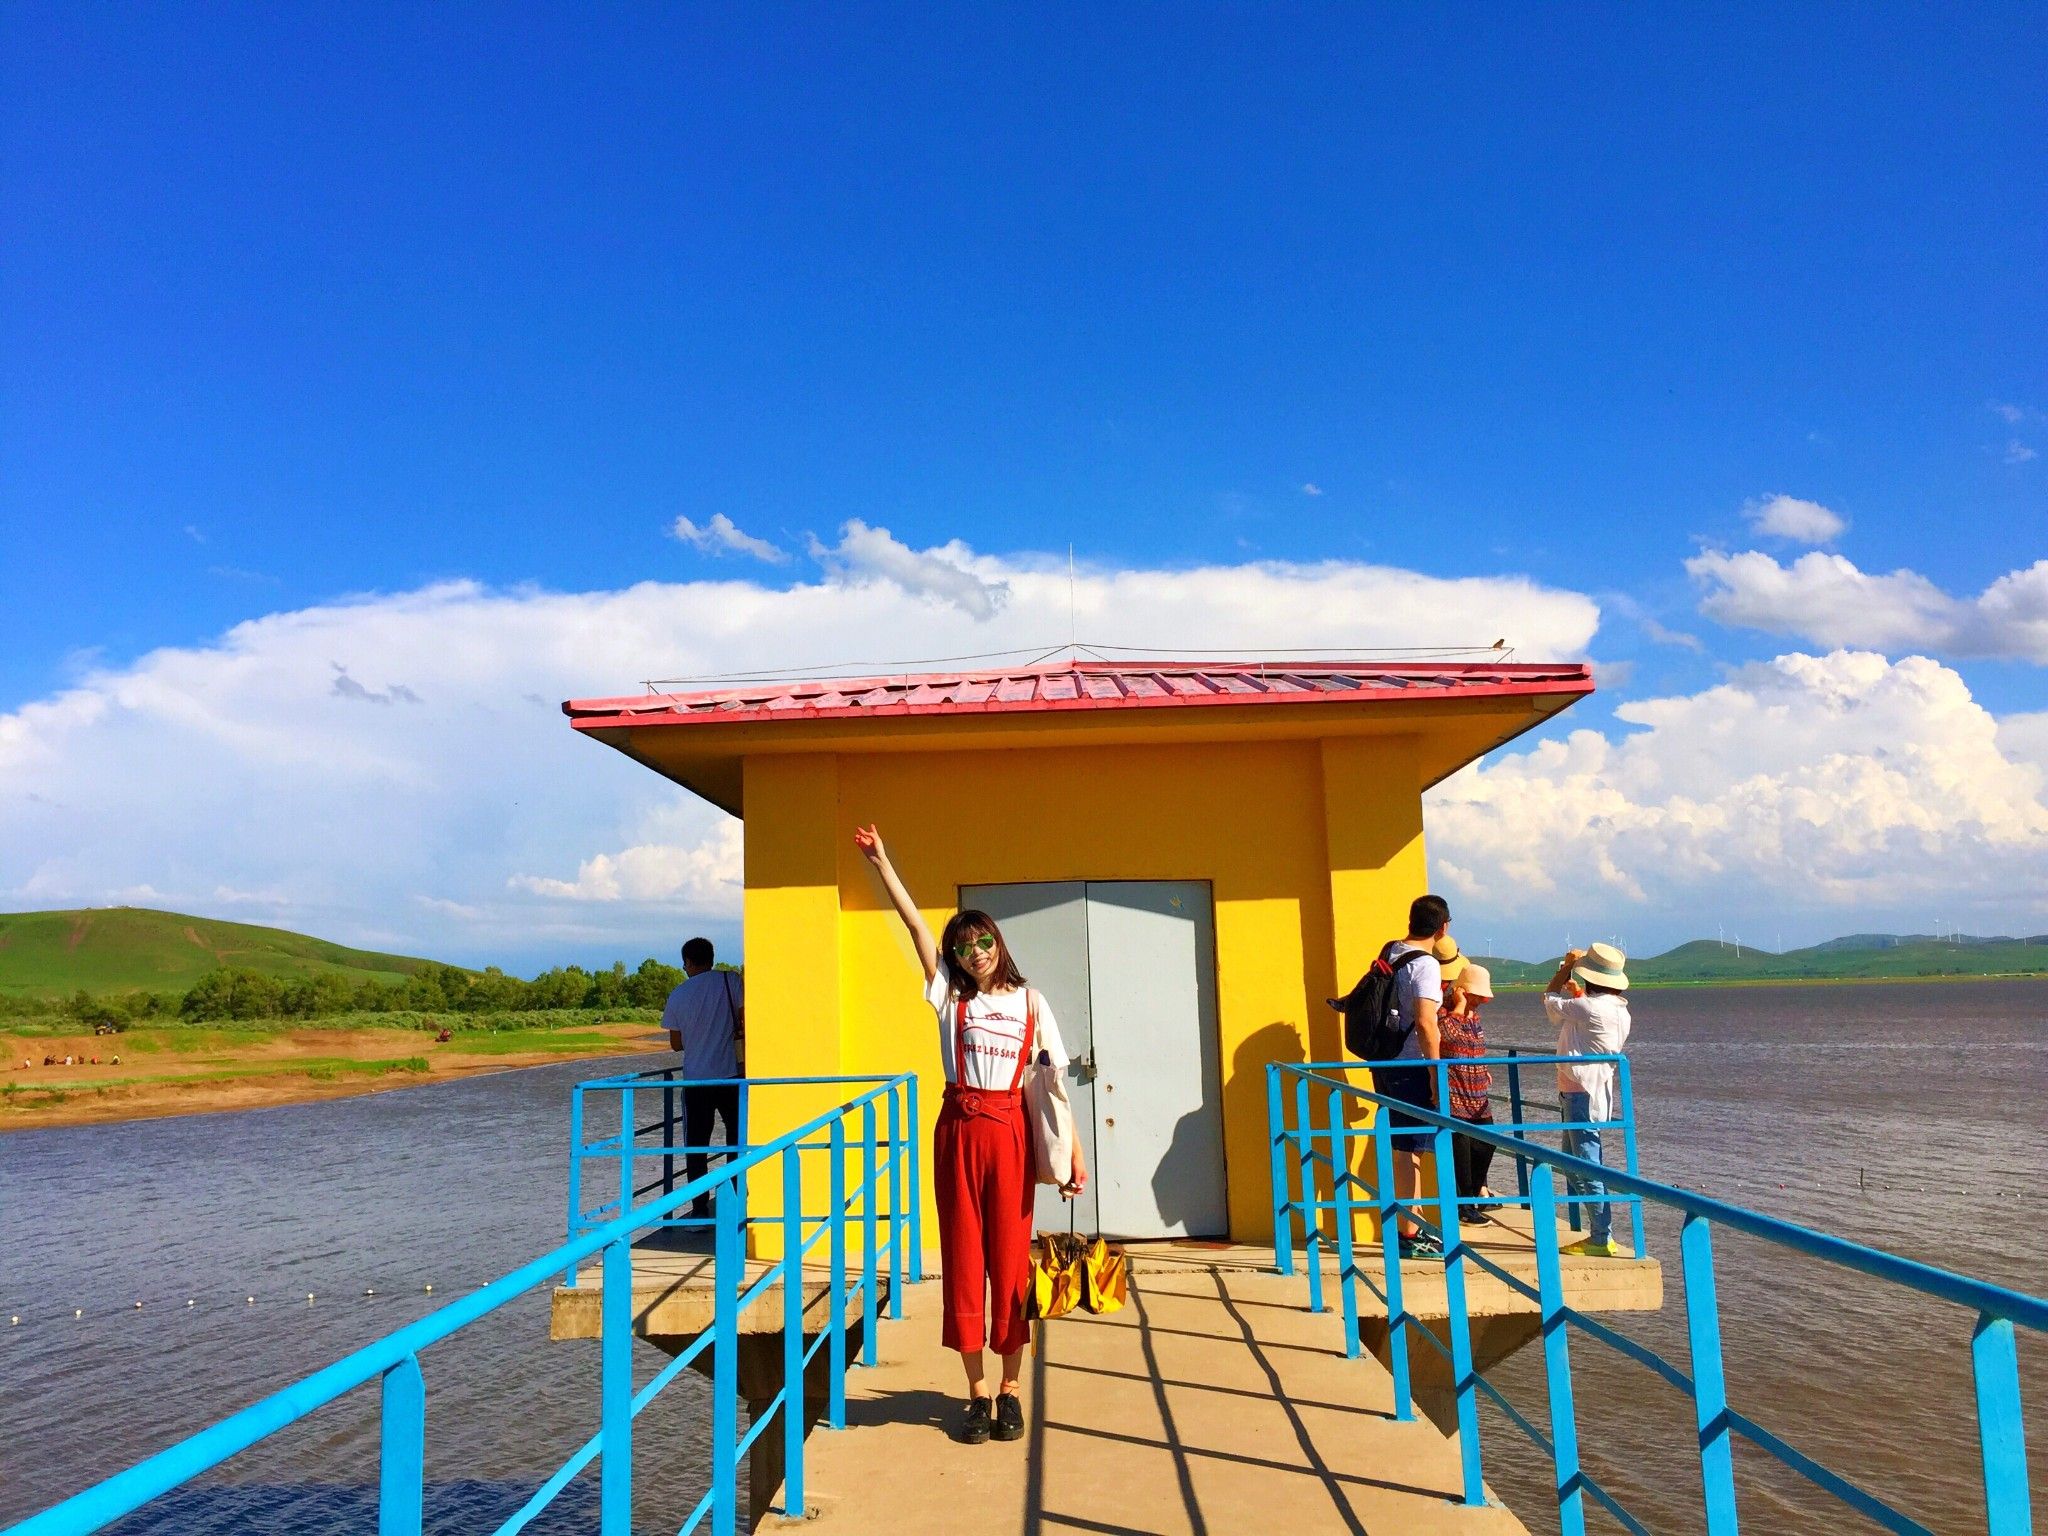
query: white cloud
[
  {"left": 670, "top": 513, "right": 787, "bottom": 563},
  {"left": 2007, "top": 440, "right": 2038, "bottom": 465},
  {"left": 512, "top": 819, "right": 744, "bottom": 905},
  {"left": 1427, "top": 651, "right": 2048, "bottom": 926},
  {"left": 0, "top": 551, "right": 1600, "bottom": 966},
  {"left": 807, "top": 519, "right": 1011, "bottom": 620},
  {"left": 1301, "top": 483, "right": 1324, "bottom": 497},
  {"left": 1744, "top": 494, "right": 1846, "bottom": 544},
  {"left": 1688, "top": 550, "right": 2048, "bottom": 664}
]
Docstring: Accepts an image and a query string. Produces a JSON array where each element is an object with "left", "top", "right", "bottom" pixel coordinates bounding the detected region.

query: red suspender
[
  {"left": 953, "top": 990, "right": 1037, "bottom": 1091},
  {"left": 1011, "top": 991, "right": 1036, "bottom": 1092}
]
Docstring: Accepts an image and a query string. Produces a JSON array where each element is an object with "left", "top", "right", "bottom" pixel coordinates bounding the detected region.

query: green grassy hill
[
  {"left": 0, "top": 908, "right": 447, "bottom": 998},
  {"left": 1478, "top": 935, "right": 2048, "bottom": 987}
]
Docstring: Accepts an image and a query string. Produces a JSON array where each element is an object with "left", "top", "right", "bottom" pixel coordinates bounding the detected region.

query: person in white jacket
[{"left": 1542, "top": 944, "right": 1633, "bottom": 1257}]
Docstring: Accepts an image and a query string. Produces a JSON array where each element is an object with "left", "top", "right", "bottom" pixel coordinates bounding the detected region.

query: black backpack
[{"left": 1331, "top": 943, "right": 1428, "bottom": 1060}]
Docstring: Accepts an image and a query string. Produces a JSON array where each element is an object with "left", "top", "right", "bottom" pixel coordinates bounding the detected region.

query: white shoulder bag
[{"left": 1021, "top": 989, "right": 1076, "bottom": 1188}]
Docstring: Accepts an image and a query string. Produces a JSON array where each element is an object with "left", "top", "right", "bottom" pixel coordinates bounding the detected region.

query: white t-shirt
[
  {"left": 1389, "top": 942, "right": 1445, "bottom": 1061},
  {"left": 924, "top": 972, "right": 1070, "bottom": 1089},
  {"left": 1543, "top": 990, "right": 1632, "bottom": 1120},
  {"left": 662, "top": 969, "right": 743, "bottom": 1079}
]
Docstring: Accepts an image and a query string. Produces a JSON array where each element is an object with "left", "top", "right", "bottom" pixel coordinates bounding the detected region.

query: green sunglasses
[{"left": 951, "top": 933, "right": 997, "bottom": 958}]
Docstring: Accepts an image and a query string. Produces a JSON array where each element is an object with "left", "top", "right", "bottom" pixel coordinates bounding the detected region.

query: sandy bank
[{"left": 1, "top": 1022, "right": 664, "bottom": 1132}]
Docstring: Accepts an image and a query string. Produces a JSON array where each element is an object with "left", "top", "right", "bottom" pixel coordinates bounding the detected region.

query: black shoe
[
  {"left": 991, "top": 1392, "right": 1025, "bottom": 1442},
  {"left": 957, "top": 1396, "right": 992, "bottom": 1445}
]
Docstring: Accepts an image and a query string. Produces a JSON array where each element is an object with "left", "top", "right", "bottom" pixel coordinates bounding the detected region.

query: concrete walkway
[{"left": 787, "top": 1266, "right": 1529, "bottom": 1535}]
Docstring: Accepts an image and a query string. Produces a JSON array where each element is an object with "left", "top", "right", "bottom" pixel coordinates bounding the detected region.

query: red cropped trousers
[{"left": 933, "top": 1085, "right": 1034, "bottom": 1356}]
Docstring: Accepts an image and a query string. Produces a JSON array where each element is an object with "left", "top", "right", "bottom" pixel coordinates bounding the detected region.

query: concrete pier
[{"left": 548, "top": 1221, "right": 1661, "bottom": 1531}]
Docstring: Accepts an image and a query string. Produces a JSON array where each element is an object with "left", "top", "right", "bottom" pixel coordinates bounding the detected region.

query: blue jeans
[{"left": 1559, "top": 1090, "right": 1610, "bottom": 1244}]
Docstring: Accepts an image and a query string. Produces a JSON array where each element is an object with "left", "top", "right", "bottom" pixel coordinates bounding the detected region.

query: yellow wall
[{"left": 737, "top": 731, "right": 1433, "bottom": 1254}]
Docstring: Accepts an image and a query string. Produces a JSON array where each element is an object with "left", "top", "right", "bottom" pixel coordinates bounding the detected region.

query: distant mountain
[
  {"left": 0, "top": 908, "right": 447, "bottom": 998},
  {"left": 1474, "top": 933, "right": 2048, "bottom": 988}
]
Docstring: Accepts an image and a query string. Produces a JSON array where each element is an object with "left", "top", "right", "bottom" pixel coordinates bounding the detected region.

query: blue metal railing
[
  {"left": 10, "top": 1072, "right": 923, "bottom": 1536},
  {"left": 565, "top": 1068, "right": 923, "bottom": 1276},
  {"left": 1266, "top": 1061, "right": 2043, "bottom": 1535}
]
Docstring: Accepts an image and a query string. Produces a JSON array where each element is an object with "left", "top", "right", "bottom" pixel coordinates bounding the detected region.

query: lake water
[{"left": 3, "top": 981, "right": 2045, "bottom": 1533}]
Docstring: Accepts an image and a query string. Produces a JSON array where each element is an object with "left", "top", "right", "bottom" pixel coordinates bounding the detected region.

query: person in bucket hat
[{"left": 1543, "top": 944, "right": 1633, "bottom": 1256}]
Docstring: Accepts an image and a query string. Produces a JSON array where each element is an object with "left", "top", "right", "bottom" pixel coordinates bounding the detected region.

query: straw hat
[
  {"left": 1462, "top": 963, "right": 1494, "bottom": 1001},
  {"left": 1433, "top": 935, "right": 1470, "bottom": 985},
  {"left": 1571, "top": 943, "right": 1629, "bottom": 992}
]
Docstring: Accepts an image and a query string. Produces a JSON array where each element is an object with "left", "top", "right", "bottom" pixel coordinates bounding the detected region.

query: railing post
[
  {"left": 782, "top": 1143, "right": 805, "bottom": 1518},
  {"left": 618, "top": 1084, "right": 636, "bottom": 1228},
  {"left": 736, "top": 1083, "right": 751, "bottom": 1232},
  {"left": 1435, "top": 1123, "right": 1485, "bottom": 1507},
  {"left": 712, "top": 1182, "right": 740, "bottom": 1536},
  {"left": 1268, "top": 1065, "right": 1295, "bottom": 1276},
  {"left": 1373, "top": 1113, "right": 1413, "bottom": 1420},
  {"left": 600, "top": 1235, "right": 634, "bottom": 1536},
  {"left": 662, "top": 1072, "right": 677, "bottom": 1200},
  {"left": 377, "top": 1353, "right": 425, "bottom": 1536},
  {"left": 861, "top": 1097, "right": 879, "bottom": 1366},
  {"left": 888, "top": 1082, "right": 905, "bottom": 1320},
  {"left": 566, "top": 1085, "right": 586, "bottom": 1284},
  {"left": 1327, "top": 1087, "right": 1360, "bottom": 1359},
  {"left": 1680, "top": 1215, "right": 1740, "bottom": 1536},
  {"left": 1972, "top": 1313, "right": 2031, "bottom": 1536},
  {"left": 829, "top": 1116, "right": 848, "bottom": 1429},
  {"left": 907, "top": 1073, "right": 925, "bottom": 1282},
  {"left": 1507, "top": 1054, "right": 1529, "bottom": 1202},
  {"left": 1294, "top": 1073, "right": 1323, "bottom": 1313},
  {"left": 1619, "top": 1056, "right": 1646, "bottom": 1259},
  {"left": 1531, "top": 1167, "right": 1586, "bottom": 1536}
]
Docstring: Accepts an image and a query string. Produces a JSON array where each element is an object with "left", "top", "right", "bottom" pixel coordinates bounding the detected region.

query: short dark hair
[
  {"left": 1408, "top": 894, "right": 1451, "bottom": 937},
  {"left": 681, "top": 937, "right": 715, "bottom": 969}
]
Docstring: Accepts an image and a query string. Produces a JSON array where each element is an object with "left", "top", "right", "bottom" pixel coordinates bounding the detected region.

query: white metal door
[{"left": 1085, "top": 881, "right": 1227, "bottom": 1238}]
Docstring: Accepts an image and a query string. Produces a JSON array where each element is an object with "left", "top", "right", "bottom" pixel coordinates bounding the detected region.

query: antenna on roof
[{"left": 1068, "top": 545, "right": 1078, "bottom": 659}]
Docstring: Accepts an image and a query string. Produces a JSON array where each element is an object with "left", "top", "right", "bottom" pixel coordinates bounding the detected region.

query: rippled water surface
[
  {"left": 5, "top": 983, "right": 2047, "bottom": 1533},
  {"left": 1479, "top": 979, "right": 2048, "bottom": 1534}
]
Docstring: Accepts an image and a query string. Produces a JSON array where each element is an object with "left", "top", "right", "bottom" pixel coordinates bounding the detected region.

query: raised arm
[
  {"left": 1547, "top": 948, "right": 1585, "bottom": 997},
  {"left": 853, "top": 824, "right": 939, "bottom": 983}
]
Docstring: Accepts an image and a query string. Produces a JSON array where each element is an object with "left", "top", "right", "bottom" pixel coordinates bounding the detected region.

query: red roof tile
[{"left": 563, "top": 659, "right": 1593, "bottom": 731}]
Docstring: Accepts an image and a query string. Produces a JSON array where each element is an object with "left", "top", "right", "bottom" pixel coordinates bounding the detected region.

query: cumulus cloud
[
  {"left": 671, "top": 513, "right": 787, "bottom": 563},
  {"left": 0, "top": 550, "right": 1599, "bottom": 965},
  {"left": 1301, "top": 483, "right": 1324, "bottom": 497},
  {"left": 2007, "top": 440, "right": 2039, "bottom": 465},
  {"left": 331, "top": 664, "right": 423, "bottom": 705},
  {"left": 1744, "top": 494, "right": 1846, "bottom": 544},
  {"left": 807, "top": 520, "right": 1012, "bottom": 620},
  {"left": 1427, "top": 651, "right": 2048, "bottom": 925},
  {"left": 1688, "top": 551, "right": 2048, "bottom": 664}
]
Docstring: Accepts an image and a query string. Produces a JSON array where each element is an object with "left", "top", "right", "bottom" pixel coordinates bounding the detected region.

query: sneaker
[
  {"left": 957, "top": 1396, "right": 993, "bottom": 1444},
  {"left": 1561, "top": 1237, "right": 1621, "bottom": 1258},
  {"left": 991, "top": 1392, "right": 1025, "bottom": 1442},
  {"left": 1397, "top": 1232, "right": 1444, "bottom": 1260}
]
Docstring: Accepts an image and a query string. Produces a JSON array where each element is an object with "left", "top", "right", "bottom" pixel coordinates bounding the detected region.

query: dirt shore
[{"left": 0, "top": 1022, "right": 663, "bottom": 1132}]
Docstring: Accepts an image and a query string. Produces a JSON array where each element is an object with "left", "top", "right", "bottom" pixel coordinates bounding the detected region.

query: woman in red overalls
[{"left": 855, "top": 824, "right": 1088, "bottom": 1445}]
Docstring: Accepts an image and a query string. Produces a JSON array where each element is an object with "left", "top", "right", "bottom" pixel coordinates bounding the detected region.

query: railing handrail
[
  {"left": 10, "top": 1073, "right": 917, "bottom": 1536},
  {"left": 572, "top": 1070, "right": 907, "bottom": 1091},
  {"left": 1276, "top": 1062, "right": 2048, "bottom": 1332},
  {"left": 1298, "top": 1052, "right": 1625, "bottom": 1069}
]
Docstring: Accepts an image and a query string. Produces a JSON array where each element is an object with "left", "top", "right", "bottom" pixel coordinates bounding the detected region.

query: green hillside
[
  {"left": 1476, "top": 935, "right": 2048, "bottom": 988},
  {"left": 0, "top": 908, "right": 447, "bottom": 998}
]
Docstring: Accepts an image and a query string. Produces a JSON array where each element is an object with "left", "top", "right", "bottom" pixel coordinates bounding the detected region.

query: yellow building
[{"left": 565, "top": 659, "right": 1591, "bottom": 1247}]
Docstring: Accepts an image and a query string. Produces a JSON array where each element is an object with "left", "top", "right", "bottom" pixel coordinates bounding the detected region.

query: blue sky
[{"left": 3, "top": 6, "right": 2044, "bottom": 968}]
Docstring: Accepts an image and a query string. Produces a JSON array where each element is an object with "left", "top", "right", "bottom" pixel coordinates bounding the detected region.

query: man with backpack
[
  {"left": 1334, "top": 894, "right": 1451, "bottom": 1259},
  {"left": 663, "top": 937, "right": 746, "bottom": 1221}
]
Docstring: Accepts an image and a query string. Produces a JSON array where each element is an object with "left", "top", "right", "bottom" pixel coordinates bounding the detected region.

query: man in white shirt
[
  {"left": 1375, "top": 895, "right": 1449, "bottom": 1259},
  {"left": 1542, "top": 944, "right": 1633, "bottom": 1257},
  {"left": 662, "top": 937, "right": 746, "bottom": 1220}
]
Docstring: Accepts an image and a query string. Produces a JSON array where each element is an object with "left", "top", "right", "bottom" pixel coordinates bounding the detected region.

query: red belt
[{"left": 942, "top": 1085, "right": 1022, "bottom": 1121}]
